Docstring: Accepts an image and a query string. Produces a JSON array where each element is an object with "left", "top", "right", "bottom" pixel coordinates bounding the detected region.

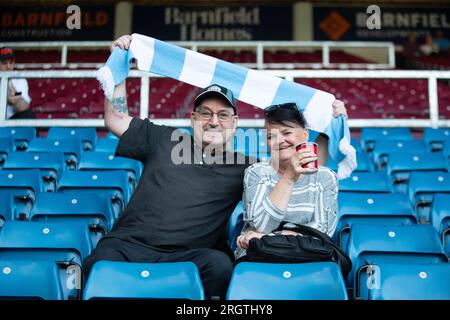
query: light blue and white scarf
[{"left": 97, "top": 33, "right": 356, "bottom": 179}]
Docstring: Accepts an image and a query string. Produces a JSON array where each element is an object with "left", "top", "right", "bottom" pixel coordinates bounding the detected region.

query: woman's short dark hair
[{"left": 264, "top": 103, "right": 308, "bottom": 128}]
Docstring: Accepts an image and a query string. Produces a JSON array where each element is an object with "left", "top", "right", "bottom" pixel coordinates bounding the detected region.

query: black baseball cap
[
  {"left": 0, "top": 47, "right": 15, "bottom": 61},
  {"left": 194, "top": 84, "right": 237, "bottom": 114}
]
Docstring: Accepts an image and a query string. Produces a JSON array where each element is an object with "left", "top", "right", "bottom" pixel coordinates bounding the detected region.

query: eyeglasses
[
  {"left": 195, "top": 107, "right": 235, "bottom": 122},
  {"left": 264, "top": 103, "right": 299, "bottom": 115}
]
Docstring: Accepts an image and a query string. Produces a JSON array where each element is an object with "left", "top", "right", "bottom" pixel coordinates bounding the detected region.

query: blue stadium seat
[
  {"left": 430, "top": 193, "right": 450, "bottom": 258},
  {"left": 386, "top": 152, "right": 448, "bottom": 193},
  {"left": 47, "top": 127, "right": 97, "bottom": 151},
  {"left": 29, "top": 192, "right": 115, "bottom": 246},
  {"left": 227, "top": 201, "right": 243, "bottom": 251},
  {"left": 336, "top": 192, "right": 417, "bottom": 249},
  {"left": 3, "top": 152, "right": 66, "bottom": 192},
  {"left": 360, "top": 128, "right": 412, "bottom": 152},
  {"left": 371, "top": 140, "right": 427, "bottom": 170},
  {"left": 95, "top": 138, "right": 119, "bottom": 153},
  {"left": 0, "top": 169, "right": 42, "bottom": 195},
  {"left": 0, "top": 127, "right": 36, "bottom": 151},
  {"left": 78, "top": 152, "right": 143, "bottom": 190},
  {"left": 0, "top": 189, "right": 35, "bottom": 223},
  {"left": 347, "top": 224, "right": 447, "bottom": 289},
  {"left": 0, "top": 137, "right": 14, "bottom": 168},
  {"left": 83, "top": 261, "right": 205, "bottom": 300},
  {"left": 339, "top": 172, "right": 392, "bottom": 193},
  {"left": 0, "top": 192, "right": 14, "bottom": 226},
  {"left": 0, "top": 259, "right": 65, "bottom": 299},
  {"left": 27, "top": 137, "right": 83, "bottom": 170},
  {"left": 423, "top": 128, "right": 450, "bottom": 151},
  {"left": 0, "top": 221, "right": 93, "bottom": 299},
  {"left": 227, "top": 262, "right": 348, "bottom": 300},
  {"left": 327, "top": 152, "right": 373, "bottom": 172},
  {"left": 0, "top": 221, "right": 93, "bottom": 261},
  {"left": 357, "top": 262, "right": 450, "bottom": 300},
  {"left": 56, "top": 170, "right": 131, "bottom": 219},
  {"left": 408, "top": 172, "right": 450, "bottom": 223}
]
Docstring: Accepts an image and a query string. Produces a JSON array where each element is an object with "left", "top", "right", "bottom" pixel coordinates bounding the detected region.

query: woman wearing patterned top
[{"left": 235, "top": 102, "right": 340, "bottom": 259}]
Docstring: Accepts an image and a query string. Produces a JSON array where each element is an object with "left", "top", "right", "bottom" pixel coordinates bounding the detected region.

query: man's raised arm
[{"left": 104, "top": 35, "right": 133, "bottom": 137}]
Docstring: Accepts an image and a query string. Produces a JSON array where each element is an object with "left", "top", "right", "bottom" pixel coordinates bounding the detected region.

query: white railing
[
  {"left": 0, "top": 40, "right": 396, "bottom": 70},
  {"left": 1, "top": 69, "right": 449, "bottom": 129}
]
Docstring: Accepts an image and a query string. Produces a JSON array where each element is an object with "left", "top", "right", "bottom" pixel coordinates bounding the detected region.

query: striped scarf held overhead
[{"left": 97, "top": 33, "right": 356, "bottom": 179}]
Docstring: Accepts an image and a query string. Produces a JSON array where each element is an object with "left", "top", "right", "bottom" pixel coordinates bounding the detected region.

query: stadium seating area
[{"left": 0, "top": 125, "right": 449, "bottom": 300}]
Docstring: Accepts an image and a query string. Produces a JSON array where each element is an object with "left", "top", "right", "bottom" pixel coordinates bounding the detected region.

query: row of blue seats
[
  {"left": 1, "top": 126, "right": 450, "bottom": 147},
  {"left": 0, "top": 169, "right": 131, "bottom": 219},
  {"left": 1, "top": 168, "right": 449, "bottom": 234},
  {"left": 1, "top": 127, "right": 450, "bottom": 159},
  {"left": 339, "top": 171, "right": 450, "bottom": 222},
  {"left": 1, "top": 127, "right": 449, "bottom": 170},
  {"left": 0, "top": 150, "right": 142, "bottom": 191},
  {"left": 2, "top": 186, "right": 448, "bottom": 258},
  {"left": 0, "top": 127, "right": 117, "bottom": 152},
  {"left": 0, "top": 219, "right": 449, "bottom": 300}
]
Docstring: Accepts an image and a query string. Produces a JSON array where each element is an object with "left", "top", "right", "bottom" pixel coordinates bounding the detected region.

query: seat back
[
  {"left": 347, "top": 224, "right": 447, "bottom": 287},
  {"left": 386, "top": 152, "right": 448, "bottom": 193},
  {"left": 3, "top": 152, "right": 65, "bottom": 192},
  {"left": 0, "top": 221, "right": 93, "bottom": 261},
  {"left": 361, "top": 128, "right": 412, "bottom": 151},
  {"left": 27, "top": 137, "right": 83, "bottom": 169},
  {"left": 336, "top": 192, "right": 417, "bottom": 248},
  {"left": 0, "top": 189, "right": 35, "bottom": 221},
  {"left": 30, "top": 192, "right": 115, "bottom": 246},
  {"left": 339, "top": 172, "right": 392, "bottom": 193},
  {"left": 0, "top": 221, "right": 92, "bottom": 300},
  {"left": 57, "top": 170, "right": 132, "bottom": 219},
  {"left": 408, "top": 172, "right": 450, "bottom": 222},
  {"left": 227, "top": 262, "right": 348, "bottom": 300},
  {"left": 358, "top": 262, "right": 450, "bottom": 300},
  {"left": 430, "top": 193, "right": 450, "bottom": 258},
  {"left": 78, "top": 152, "right": 143, "bottom": 187},
  {"left": 0, "top": 259, "right": 65, "bottom": 299},
  {"left": 423, "top": 128, "right": 450, "bottom": 151},
  {"left": 95, "top": 138, "right": 118, "bottom": 153},
  {"left": 0, "top": 127, "right": 36, "bottom": 151},
  {"left": 83, "top": 261, "right": 204, "bottom": 300},
  {"left": 0, "top": 169, "right": 42, "bottom": 194},
  {"left": 372, "top": 140, "right": 427, "bottom": 169},
  {"left": 47, "top": 127, "right": 97, "bottom": 151}
]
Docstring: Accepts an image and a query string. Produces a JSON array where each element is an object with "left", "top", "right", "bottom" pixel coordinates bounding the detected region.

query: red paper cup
[{"left": 296, "top": 142, "right": 318, "bottom": 169}]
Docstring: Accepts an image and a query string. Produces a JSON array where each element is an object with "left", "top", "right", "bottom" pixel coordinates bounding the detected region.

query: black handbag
[{"left": 242, "top": 222, "right": 352, "bottom": 278}]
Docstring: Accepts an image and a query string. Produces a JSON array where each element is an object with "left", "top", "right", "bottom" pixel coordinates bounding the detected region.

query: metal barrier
[
  {"left": 0, "top": 40, "right": 396, "bottom": 70},
  {"left": 1, "top": 69, "right": 449, "bottom": 129}
]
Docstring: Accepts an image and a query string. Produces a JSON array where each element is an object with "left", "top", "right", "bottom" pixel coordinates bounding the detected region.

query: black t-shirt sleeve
[{"left": 115, "top": 117, "right": 173, "bottom": 163}]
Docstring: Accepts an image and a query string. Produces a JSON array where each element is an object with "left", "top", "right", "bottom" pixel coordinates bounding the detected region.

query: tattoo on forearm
[{"left": 112, "top": 96, "right": 128, "bottom": 113}]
